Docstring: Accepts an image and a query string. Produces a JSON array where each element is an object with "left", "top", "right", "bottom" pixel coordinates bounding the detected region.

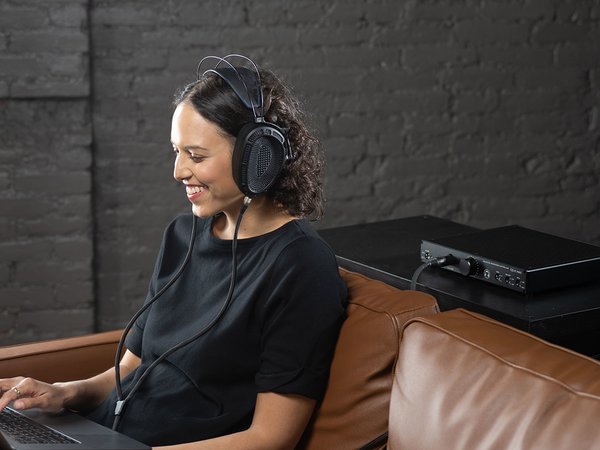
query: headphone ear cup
[{"left": 232, "top": 122, "right": 287, "bottom": 197}]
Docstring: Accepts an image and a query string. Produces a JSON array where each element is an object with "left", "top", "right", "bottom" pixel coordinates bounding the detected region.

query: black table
[{"left": 319, "top": 215, "right": 600, "bottom": 358}]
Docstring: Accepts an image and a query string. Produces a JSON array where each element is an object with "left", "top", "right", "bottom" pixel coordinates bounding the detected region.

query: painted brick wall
[
  {"left": 1, "top": 0, "right": 599, "bottom": 342},
  {"left": 0, "top": 0, "right": 94, "bottom": 343}
]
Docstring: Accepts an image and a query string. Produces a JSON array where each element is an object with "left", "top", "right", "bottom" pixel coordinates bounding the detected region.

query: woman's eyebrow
[{"left": 171, "top": 142, "right": 209, "bottom": 152}]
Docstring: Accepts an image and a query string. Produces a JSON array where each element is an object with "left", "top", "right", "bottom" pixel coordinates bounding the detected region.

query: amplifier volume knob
[{"left": 457, "top": 257, "right": 480, "bottom": 276}]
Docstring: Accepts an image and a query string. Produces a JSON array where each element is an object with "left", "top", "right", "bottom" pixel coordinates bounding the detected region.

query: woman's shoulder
[
  {"left": 263, "top": 221, "right": 348, "bottom": 306},
  {"left": 273, "top": 219, "right": 338, "bottom": 269}
]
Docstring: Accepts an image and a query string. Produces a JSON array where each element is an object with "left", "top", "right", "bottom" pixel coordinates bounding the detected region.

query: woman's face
[{"left": 171, "top": 102, "right": 244, "bottom": 218}]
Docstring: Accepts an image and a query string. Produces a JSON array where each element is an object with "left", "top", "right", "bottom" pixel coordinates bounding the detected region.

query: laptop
[{"left": 0, "top": 406, "right": 150, "bottom": 450}]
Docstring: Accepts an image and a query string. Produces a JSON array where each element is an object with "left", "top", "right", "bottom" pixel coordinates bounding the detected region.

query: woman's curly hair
[{"left": 173, "top": 67, "right": 325, "bottom": 220}]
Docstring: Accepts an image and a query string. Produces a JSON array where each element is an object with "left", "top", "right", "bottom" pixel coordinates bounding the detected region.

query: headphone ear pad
[{"left": 232, "top": 122, "right": 287, "bottom": 196}]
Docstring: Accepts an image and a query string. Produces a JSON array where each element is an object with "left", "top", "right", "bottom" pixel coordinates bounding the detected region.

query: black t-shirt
[{"left": 86, "top": 214, "right": 348, "bottom": 446}]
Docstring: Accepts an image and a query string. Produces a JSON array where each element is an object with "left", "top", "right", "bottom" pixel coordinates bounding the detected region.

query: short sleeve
[{"left": 255, "top": 236, "right": 348, "bottom": 401}]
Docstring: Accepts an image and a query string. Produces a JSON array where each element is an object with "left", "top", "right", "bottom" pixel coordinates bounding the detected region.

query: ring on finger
[{"left": 11, "top": 387, "right": 22, "bottom": 398}]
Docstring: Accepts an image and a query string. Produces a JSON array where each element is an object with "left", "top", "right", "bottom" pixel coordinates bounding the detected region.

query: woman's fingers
[
  {"left": 0, "top": 377, "right": 63, "bottom": 412},
  {"left": 0, "top": 377, "right": 26, "bottom": 410}
]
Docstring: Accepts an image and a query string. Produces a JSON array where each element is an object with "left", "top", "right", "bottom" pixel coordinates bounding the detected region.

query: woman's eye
[
  {"left": 189, "top": 154, "right": 204, "bottom": 162},
  {"left": 171, "top": 146, "right": 204, "bottom": 162}
]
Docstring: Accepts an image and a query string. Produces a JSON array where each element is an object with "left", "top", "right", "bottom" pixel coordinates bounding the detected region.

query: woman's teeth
[{"left": 186, "top": 186, "right": 204, "bottom": 194}]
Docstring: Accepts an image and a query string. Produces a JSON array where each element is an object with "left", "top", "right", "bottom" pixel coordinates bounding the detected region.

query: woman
[{"left": 0, "top": 56, "right": 347, "bottom": 449}]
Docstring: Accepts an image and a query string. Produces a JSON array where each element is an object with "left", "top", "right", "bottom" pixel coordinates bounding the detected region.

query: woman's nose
[{"left": 173, "top": 153, "right": 190, "bottom": 181}]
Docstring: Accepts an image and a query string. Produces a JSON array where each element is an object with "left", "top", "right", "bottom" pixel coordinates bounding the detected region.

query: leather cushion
[
  {"left": 388, "top": 308, "right": 600, "bottom": 450},
  {"left": 299, "top": 269, "right": 439, "bottom": 450}
]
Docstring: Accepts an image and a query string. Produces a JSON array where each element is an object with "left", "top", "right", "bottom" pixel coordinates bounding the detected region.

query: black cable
[
  {"left": 410, "top": 262, "right": 432, "bottom": 291},
  {"left": 359, "top": 431, "right": 388, "bottom": 450},
  {"left": 410, "top": 254, "right": 460, "bottom": 291},
  {"left": 113, "top": 215, "right": 198, "bottom": 402},
  {"left": 112, "top": 197, "right": 252, "bottom": 431}
]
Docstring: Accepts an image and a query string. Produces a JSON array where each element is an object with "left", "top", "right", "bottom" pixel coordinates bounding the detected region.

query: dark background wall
[{"left": 1, "top": 0, "right": 599, "bottom": 344}]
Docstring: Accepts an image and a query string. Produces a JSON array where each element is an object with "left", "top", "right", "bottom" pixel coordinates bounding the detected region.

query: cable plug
[
  {"left": 428, "top": 254, "right": 461, "bottom": 268},
  {"left": 428, "top": 254, "right": 478, "bottom": 276}
]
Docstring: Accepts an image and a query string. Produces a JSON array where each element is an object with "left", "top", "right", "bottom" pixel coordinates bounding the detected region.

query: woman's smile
[{"left": 185, "top": 184, "right": 207, "bottom": 202}]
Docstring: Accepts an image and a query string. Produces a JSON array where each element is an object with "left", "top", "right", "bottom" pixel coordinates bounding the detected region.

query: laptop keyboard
[{"left": 0, "top": 407, "right": 79, "bottom": 444}]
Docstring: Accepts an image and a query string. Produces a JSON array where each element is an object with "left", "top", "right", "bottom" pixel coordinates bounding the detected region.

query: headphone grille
[
  {"left": 257, "top": 144, "right": 272, "bottom": 177},
  {"left": 246, "top": 135, "right": 284, "bottom": 194}
]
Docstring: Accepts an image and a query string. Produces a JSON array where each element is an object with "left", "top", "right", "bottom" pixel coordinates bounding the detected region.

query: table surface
[{"left": 319, "top": 215, "right": 600, "bottom": 357}]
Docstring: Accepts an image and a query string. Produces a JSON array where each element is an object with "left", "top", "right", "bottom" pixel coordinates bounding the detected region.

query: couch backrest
[
  {"left": 0, "top": 330, "right": 121, "bottom": 383},
  {"left": 298, "top": 269, "right": 439, "bottom": 450},
  {"left": 388, "top": 308, "right": 600, "bottom": 450}
]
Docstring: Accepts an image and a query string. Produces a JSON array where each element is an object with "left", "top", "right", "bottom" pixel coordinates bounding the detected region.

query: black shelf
[{"left": 319, "top": 215, "right": 600, "bottom": 358}]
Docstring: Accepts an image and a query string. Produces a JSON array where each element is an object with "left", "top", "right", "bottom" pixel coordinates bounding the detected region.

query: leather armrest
[{"left": 0, "top": 330, "right": 122, "bottom": 383}]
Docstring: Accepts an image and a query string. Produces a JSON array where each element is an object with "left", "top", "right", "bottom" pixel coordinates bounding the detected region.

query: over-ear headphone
[{"left": 199, "top": 55, "right": 294, "bottom": 197}]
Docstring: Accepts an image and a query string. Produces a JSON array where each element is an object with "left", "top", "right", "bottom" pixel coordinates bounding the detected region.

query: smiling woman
[
  {"left": 171, "top": 104, "right": 243, "bottom": 222},
  {"left": 174, "top": 64, "right": 326, "bottom": 222},
  {"left": 0, "top": 55, "right": 348, "bottom": 450}
]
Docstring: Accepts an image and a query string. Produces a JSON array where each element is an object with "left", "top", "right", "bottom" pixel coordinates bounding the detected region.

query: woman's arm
[
  {"left": 0, "top": 350, "right": 141, "bottom": 413},
  {"left": 157, "top": 392, "right": 316, "bottom": 450}
]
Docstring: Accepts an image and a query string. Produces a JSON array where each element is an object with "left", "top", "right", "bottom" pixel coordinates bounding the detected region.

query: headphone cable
[
  {"left": 112, "top": 197, "right": 252, "bottom": 431},
  {"left": 113, "top": 215, "right": 198, "bottom": 402}
]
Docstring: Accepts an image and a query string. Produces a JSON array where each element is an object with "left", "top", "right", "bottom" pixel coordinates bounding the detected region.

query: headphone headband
[
  {"left": 197, "top": 54, "right": 265, "bottom": 121},
  {"left": 203, "top": 67, "right": 262, "bottom": 115}
]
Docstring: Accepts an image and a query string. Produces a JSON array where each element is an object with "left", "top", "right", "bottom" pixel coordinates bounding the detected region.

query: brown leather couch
[{"left": 1, "top": 269, "right": 600, "bottom": 449}]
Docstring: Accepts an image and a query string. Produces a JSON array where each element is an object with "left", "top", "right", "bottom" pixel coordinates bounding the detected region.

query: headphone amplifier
[{"left": 420, "top": 225, "right": 600, "bottom": 293}]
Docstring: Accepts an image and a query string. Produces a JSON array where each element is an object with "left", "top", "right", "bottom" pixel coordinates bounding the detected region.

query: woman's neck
[{"left": 212, "top": 197, "right": 296, "bottom": 240}]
